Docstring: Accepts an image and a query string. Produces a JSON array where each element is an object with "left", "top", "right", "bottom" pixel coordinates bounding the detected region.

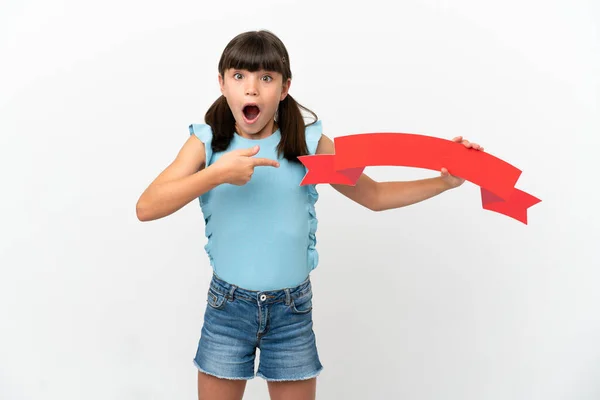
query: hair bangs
[{"left": 219, "top": 34, "right": 285, "bottom": 75}]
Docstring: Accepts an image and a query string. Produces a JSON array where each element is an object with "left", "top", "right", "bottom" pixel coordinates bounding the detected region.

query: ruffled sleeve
[
  {"left": 188, "top": 123, "right": 214, "bottom": 166},
  {"left": 304, "top": 120, "right": 323, "bottom": 155},
  {"left": 188, "top": 124, "right": 215, "bottom": 265},
  {"left": 304, "top": 120, "right": 322, "bottom": 271}
]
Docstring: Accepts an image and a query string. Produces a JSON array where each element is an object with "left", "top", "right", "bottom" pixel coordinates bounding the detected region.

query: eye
[
  {"left": 233, "top": 73, "right": 243, "bottom": 80},
  {"left": 262, "top": 75, "right": 273, "bottom": 82}
]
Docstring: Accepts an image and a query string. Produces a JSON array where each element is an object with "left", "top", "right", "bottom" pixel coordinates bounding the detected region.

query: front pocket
[
  {"left": 207, "top": 289, "right": 226, "bottom": 310},
  {"left": 290, "top": 293, "right": 313, "bottom": 314}
]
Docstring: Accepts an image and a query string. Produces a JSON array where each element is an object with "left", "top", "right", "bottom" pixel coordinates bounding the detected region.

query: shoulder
[
  {"left": 189, "top": 123, "right": 213, "bottom": 144},
  {"left": 315, "top": 132, "right": 335, "bottom": 155}
]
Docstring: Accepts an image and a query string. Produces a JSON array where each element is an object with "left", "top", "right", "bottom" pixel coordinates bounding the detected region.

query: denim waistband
[{"left": 210, "top": 272, "right": 312, "bottom": 305}]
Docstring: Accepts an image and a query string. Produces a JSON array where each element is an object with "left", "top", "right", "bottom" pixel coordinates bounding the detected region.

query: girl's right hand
[{"left": 212, "top": 145, "right": 280, "bottom": 186}]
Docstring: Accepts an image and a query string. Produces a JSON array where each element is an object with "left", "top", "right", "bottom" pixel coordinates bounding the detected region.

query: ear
[
  {"left": 218, "top": 74, "right": 225, "bottom": 96},
  {"left": 280, "top": 78, "right": 291, "bottom": 101}
]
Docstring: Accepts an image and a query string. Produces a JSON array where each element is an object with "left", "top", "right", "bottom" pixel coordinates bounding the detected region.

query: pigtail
[
  {"left": 204, "top": 95, "right": 236, "bottom": 153},
  {"left": 277, "top": 94, "right": 318, "bottom": 163}
]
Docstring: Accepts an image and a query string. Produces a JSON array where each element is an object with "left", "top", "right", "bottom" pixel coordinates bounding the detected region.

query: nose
[{"left": 245, "top": 77, "right": 258, "bottom": 96}]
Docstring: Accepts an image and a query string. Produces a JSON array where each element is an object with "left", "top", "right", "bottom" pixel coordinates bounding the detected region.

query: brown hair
[{"left": 204, "top": 30, "right": 318, "bottom": 163}]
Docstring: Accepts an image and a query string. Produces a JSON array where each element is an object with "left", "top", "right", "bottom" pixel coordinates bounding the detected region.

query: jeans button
[{"left": 260, "top": 294, "right": 266, "bottom": 301}]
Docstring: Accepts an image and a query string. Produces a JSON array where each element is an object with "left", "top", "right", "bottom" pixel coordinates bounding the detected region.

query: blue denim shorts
[{"left": 193, "top": 273, "right": 324, "bottom": 381}]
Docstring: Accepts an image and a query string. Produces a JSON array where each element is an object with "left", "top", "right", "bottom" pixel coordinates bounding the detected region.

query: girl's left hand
[{"left": 441, "top": 136, "right": 484, "bottom": 189}]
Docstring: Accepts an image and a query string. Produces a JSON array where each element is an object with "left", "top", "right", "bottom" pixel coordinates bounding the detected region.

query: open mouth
[{"left": 242, "top": 103, "right": 261, "bottom": 123}]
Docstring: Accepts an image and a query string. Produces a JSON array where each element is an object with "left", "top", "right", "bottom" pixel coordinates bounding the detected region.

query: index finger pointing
[{"left": 252, "top": 158, "right": 280, "bottom": 167}]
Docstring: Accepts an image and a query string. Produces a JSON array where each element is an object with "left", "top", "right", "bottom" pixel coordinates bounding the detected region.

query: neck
[{"left": 235, "top": 120, "right": 278, "bottom": 140}]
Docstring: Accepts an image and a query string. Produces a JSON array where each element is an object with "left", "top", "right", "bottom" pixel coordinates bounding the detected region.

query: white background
[{"left": 1, "top": 0, "right": 598, "bottom": 399}]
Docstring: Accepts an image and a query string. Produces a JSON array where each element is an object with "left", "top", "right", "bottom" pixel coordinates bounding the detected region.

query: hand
[
  {"left": 440, "top": 136, "right": 484, "bottom": 189},
  {"left": 212, "top": 145, "right": 280, "bottom": 186}
]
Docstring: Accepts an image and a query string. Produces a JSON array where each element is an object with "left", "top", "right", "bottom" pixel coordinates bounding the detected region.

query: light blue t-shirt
[{"left": 188, "top": 120, "right": 322, "bottom": 291}]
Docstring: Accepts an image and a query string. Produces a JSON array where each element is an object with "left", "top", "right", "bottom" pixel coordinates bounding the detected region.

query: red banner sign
[{"left": 298, "top": 133, "right": 541, "bottom": 224}]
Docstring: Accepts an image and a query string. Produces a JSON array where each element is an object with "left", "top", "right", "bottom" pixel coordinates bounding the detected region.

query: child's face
[{"left": 219, "top": 68, "right": 290, "bottom": 137}]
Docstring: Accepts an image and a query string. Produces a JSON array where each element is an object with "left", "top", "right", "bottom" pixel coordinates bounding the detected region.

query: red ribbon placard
[{"left": 298, "top": 133, "right": 541, "bottom": 224}]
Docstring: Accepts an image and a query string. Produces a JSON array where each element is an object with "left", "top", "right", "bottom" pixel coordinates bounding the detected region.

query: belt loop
[
  {"left": 227, "top": 285, "right": 237, "bottom": 301},
  {"left": 284, "top": 288, "right": 291, "bottom": 305}
]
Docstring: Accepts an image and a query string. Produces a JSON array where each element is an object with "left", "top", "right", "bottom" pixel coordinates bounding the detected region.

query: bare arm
[
  {"left": 374, "top": 178, "right": 452, "bottom": 211},
  {"left": 316, "top": 133, "right": 481, "bottom": 212},
  {"left": 136, "top": 135, "right": 222, "bottom": 221}
]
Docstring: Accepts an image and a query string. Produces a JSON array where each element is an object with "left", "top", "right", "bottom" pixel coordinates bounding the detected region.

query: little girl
[{"left": 136, "top": 30, "right": 482, "bottom": 400}]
